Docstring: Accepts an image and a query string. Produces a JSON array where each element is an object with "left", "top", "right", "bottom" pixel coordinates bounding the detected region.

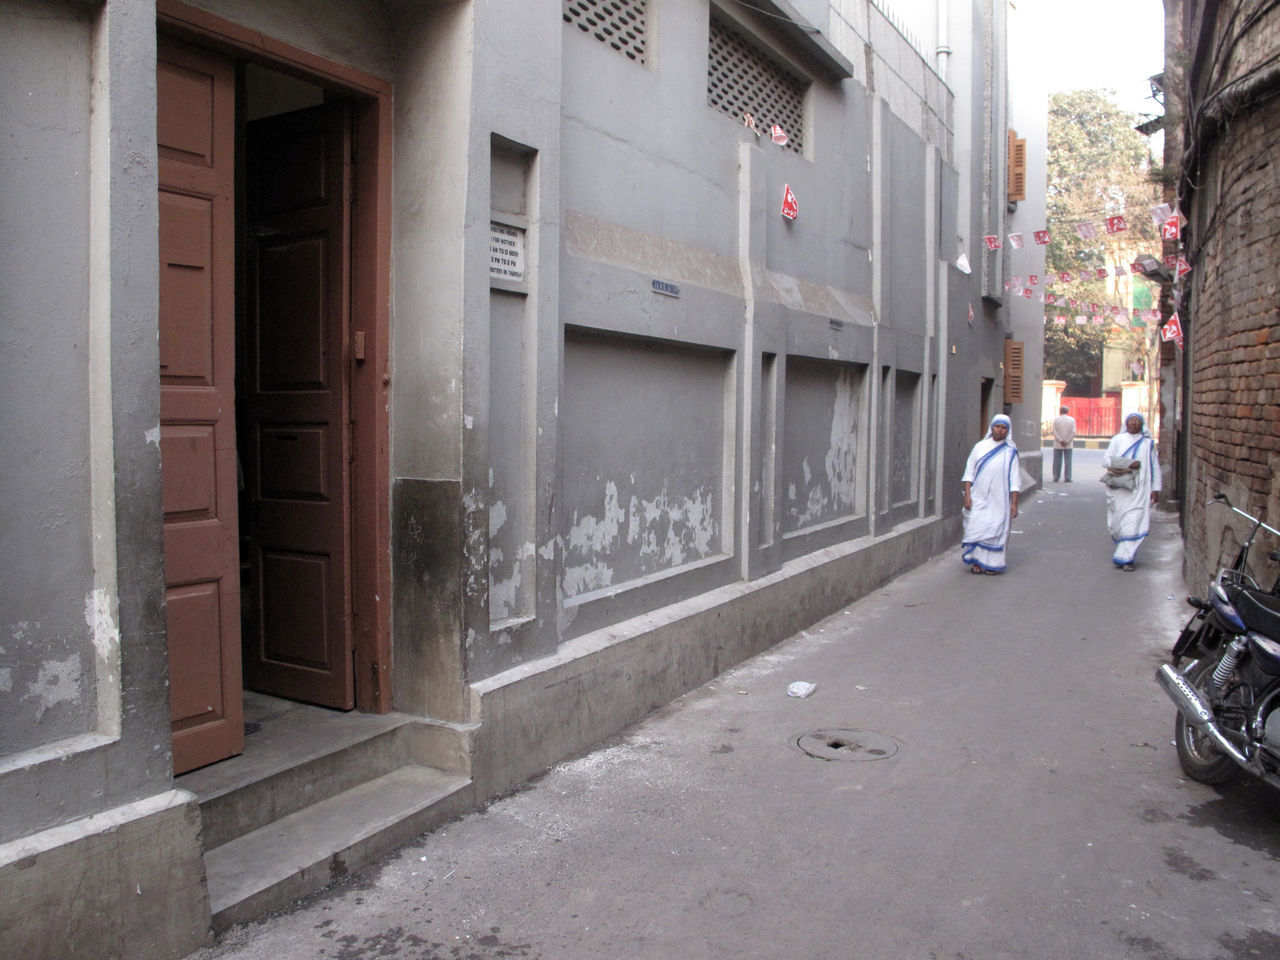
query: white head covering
[
  {"left": 986, "top": 414, "right": 1013, "bottom": 440},
  {"left": 1123, "top": 411, "right": 1149, "bottom": 435}
]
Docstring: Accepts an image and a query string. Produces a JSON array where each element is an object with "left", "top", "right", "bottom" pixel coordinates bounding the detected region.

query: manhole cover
[{"left": 794, "top": 729, "right": 899, "bottom": 762}]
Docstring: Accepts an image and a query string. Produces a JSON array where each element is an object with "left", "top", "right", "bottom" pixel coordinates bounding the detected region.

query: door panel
[
  {"left": 158, "top": 37, "right": 243, "bottom": 773},
  {"left": 241, "top": 103, "right": 354, "bottom": 709}
]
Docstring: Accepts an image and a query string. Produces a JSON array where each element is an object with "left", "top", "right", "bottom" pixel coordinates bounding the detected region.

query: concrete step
[
  {"left": 194, "top": 721, "right": 418, "bottom": 850},
  {"left": 205, "top": 763, "right": 472, "bottom": 931}
]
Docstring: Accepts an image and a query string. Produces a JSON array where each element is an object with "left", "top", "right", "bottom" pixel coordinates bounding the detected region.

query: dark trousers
[{"left": 1052, "top": 446, "right": 1073, "bottom": 481}]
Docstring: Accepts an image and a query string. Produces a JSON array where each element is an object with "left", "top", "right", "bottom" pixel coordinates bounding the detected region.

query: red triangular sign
[{"left": 781, "top": 184, "right": 798, "bottom": 220}]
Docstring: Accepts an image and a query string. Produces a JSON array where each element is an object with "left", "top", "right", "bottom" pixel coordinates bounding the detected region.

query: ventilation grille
[
  {"left": 707, "top": 14, "right": 805, "bottom": 153},
  {"left": 564, "top": 0, "right": 646, "bottom": 64}
]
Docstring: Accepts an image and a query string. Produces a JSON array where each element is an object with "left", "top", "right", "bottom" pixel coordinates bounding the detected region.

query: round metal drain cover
[{"left": 795, "top": 729, "right": 899, "bottom": 762}]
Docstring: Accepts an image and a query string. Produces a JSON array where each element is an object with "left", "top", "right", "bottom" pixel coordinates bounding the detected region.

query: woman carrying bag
[{"left": 1102, "top": 412, "right": 1161, "bottom": 571}]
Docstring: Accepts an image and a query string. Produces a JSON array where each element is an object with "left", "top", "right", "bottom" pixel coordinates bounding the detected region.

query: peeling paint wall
[
  {"left": 560, "top": 332, "right": 731, "bottom": 605},
  {"left": 0, "top": 0, "right": 98, "bottom": 754},
  {"left": 782, "top": 358, "right": 867, "bottom": 533}
]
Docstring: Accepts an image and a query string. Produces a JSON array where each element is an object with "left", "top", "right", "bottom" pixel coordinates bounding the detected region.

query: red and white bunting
[
  {"left": 1105, "top": 215, "right": 1128, "bottom": 234},
  {"left": 1008, "top": 233, "right": 1024, "bottom": 249},
  {"left": 984, "top": 235, "right": 1002, "bottom": 250},
  {"left": 1160, "top": 311, "right": 1184, "bottom": 342},
  {"left": 771, "top": 124, "right": 789, "bottom": 146},
  {"left": 1029, "top": 274, "right": 1040, "bottom": 285},
  {"left": 1161, "top": 216, "right": 1181, "bottom": 240},
  {"left": 1034, "top": 230, "right": 1051, "bottom": 245},
  {"left": 1175, "top": 257, "right": 1192, "bottom": 279},
  {"left": 1095, "top": 268, "right": 1108, "bottom": 280},
  {"left": 1149, "top": 202, "right": 1173, "bottom": 227},
  {"left": 1076, "top": 221, "right": 1098, "bottom": 240}
]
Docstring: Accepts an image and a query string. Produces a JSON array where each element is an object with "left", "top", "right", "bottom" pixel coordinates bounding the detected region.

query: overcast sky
[
  {"left": 880, "top": 0, "right": 1167, "bottom": 118},
  {"left": 1018, "top": 0, "right": 1166, "bottom": 117}
]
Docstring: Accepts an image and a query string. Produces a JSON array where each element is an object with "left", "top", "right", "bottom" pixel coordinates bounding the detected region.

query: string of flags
[
  {"left": 979, "top": 202, "right": 1190, "bottom": 348},
  {"left": 744, "top": 111, "right": 1192, "bottom": 350}
]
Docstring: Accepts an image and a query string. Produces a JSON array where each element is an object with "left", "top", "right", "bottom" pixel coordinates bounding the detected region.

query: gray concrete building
[{"left": 0, "top": 2, "right": 1030, "bottom": 957}]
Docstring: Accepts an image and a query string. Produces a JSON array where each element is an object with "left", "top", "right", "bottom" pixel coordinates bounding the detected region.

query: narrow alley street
[{"left": 192, "top": 449, "right": 1280, "bottom": 960}]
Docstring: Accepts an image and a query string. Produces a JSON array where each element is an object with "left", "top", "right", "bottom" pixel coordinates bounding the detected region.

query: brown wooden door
[
  {"left": 157, "top": 37, "right": 244, "bottom": 773},
  {"left": 240, "top": 103, "right": 355, "bottom": 709}
]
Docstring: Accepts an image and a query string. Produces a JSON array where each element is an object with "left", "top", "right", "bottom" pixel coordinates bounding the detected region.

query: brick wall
[{"left": 1183, "top": 76, "right": 1280, "bottom": 591}]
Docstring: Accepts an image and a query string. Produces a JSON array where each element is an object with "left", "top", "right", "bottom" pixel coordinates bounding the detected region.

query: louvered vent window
[
  {"left": 564, "top": 0, "right": 646, "bottom": 64},
  {"left": 707, "top": 14, "right": 806, "bottom": 154}
]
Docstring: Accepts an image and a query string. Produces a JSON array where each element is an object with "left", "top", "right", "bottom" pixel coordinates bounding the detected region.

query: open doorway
[{"left": 158, "top": 27, "right": 391, "bottom": 775}]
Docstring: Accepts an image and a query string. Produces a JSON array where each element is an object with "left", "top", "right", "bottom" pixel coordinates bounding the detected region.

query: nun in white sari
[
  {"left": 1104, "top": 411, "right": 1161, "bottom": 570},
  {"left": 961, "top": 414, "right": 1020, "bottom": 574}
]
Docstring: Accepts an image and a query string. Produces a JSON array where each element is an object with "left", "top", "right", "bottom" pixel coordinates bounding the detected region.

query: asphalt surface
[{"left": 192, "top": 449, "right": 1280, "bottom": 960}]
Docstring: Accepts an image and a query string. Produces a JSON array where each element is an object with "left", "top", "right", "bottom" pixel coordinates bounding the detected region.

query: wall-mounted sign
[
  {"left": 651, "top": 279, "right": 680, "bottom": 297},
  {"left": 781, "top": 183, "right": 798, "bottom": 220},
  {"left": 489, "top": 221, "right": 525, "bottom": 282}
]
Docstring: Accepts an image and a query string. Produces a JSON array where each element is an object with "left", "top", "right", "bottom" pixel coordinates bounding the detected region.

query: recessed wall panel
[
  {"left": 781, "top": 357, "right": 866, "bottom": 534},
  {"left": 561, "top": 330, "right": 730, "bottom": 600}
]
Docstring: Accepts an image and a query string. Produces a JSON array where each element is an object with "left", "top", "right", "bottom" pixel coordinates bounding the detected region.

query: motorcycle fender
[{"left": 1172, "top": 614, "right": 1216, "bottom": 663}]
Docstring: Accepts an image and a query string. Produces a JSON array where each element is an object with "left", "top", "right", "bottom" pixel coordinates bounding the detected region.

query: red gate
[{"left": 1061, "top": 396, "right": 1120, "bottom": 437}]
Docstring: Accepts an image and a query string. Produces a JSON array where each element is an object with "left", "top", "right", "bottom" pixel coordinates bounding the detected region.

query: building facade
[
  {"left": 0, "top": 2, "right": 1025, "bottom": 956},
  {"left": 1168, "top": 0, "right": 1280, "bottom": 591}
]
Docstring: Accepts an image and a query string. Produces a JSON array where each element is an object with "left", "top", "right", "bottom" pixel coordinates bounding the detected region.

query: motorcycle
[{"left": 1157, "top": 494, "right": 1280, "bottom": 786}]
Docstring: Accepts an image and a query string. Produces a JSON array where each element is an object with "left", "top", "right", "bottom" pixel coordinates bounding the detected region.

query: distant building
[{"left": 0, "top": 2, "right": 1027, "bottom": 956}]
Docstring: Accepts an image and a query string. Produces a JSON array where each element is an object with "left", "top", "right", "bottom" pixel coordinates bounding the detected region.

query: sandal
[
  {"left": 971, "top": 565, "right": 983, "bottom": 574},
  {"left": 1122, "top": 563, "right": 1135, "bottom": 571}
]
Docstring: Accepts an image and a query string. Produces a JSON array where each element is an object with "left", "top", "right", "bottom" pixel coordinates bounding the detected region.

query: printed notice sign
[{"left": 489, "top": 222, "right": 526, "bottom": 282}]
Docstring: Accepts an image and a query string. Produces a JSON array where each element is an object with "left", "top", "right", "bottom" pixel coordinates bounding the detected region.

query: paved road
[{"left": 194, "top": 450, "right": 1280, "bottom": 960}]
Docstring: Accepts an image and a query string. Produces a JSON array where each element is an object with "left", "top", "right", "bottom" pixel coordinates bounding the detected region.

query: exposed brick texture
[{"left": 1182, "top": 7, "right": 1280, "bottom": 590}]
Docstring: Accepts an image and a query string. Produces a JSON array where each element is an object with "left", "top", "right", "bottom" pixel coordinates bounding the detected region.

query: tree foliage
[{"left": 1043, "top": 90, "right": 1164, "bottom": 394}]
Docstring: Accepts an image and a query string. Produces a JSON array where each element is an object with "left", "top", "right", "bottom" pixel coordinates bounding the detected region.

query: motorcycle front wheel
[{"left": 1174, "top": 658, "right": 1239, "bottom": 785}]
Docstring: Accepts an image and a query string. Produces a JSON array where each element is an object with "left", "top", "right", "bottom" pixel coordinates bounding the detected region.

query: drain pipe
[{"left": 935, "top": 0, "right": 950, "bottom": 81}]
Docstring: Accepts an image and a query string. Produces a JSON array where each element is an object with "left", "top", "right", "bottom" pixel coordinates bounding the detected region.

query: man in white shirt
[{"left": 1051, "top": 406, "right": 1076, "bottom": 482}]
